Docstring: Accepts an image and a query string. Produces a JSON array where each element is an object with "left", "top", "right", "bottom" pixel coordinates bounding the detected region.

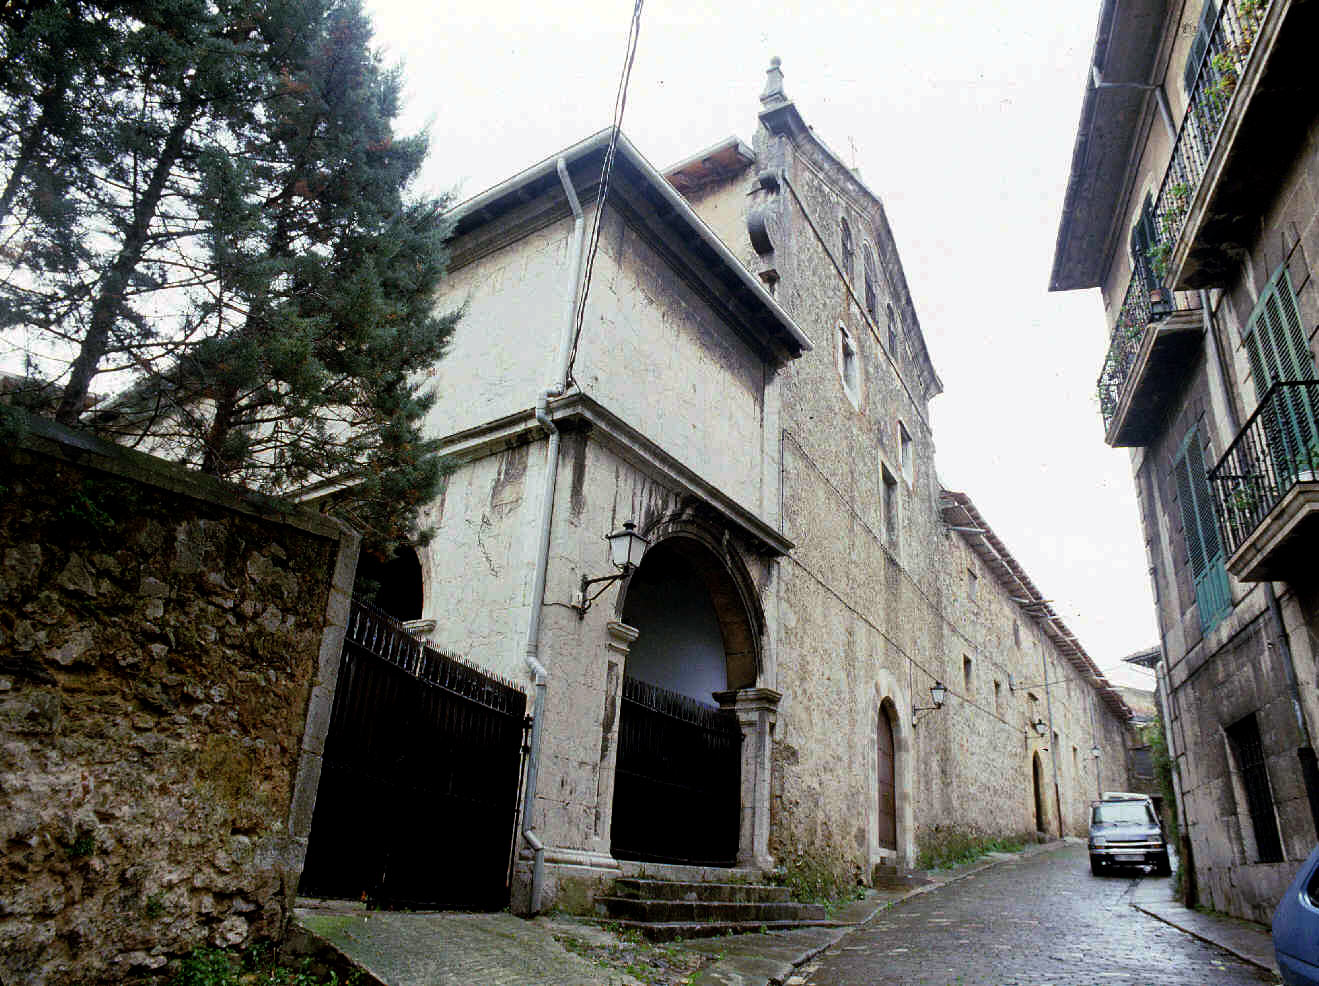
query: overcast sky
[{"left": 364, "top": 0, "right": 1159, "bottom": 690}]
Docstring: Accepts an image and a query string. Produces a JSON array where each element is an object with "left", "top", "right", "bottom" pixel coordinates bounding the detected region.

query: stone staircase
[{"left": 593, "top": 877, "right": 833, "bottom": 941}]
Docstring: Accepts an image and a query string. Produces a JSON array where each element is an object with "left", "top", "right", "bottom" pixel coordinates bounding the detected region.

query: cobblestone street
[{"left": 795, "top": 845, "right": 1278, "bottom": 986}]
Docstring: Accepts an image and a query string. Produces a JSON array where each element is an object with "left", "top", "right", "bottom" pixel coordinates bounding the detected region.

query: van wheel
[
  {"left": 1090, "top": 855, "right": 1104, "bottom": 876},
  {"left": 1153, "top": 851, "right": 1172, "bottom": 877}
]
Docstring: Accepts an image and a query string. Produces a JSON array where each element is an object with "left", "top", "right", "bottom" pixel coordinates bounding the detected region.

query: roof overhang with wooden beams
[
  {"left": 940, "top": 490, "right": 1134, "bottom": 723},
  {"left": 663, "top": 136, "right": 756, "bottom": 195}
]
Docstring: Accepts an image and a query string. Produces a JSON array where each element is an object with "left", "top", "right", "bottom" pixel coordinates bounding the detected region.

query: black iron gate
[
  {"left": 610, "top": 676, "right": 742, "bottom": 866},
  {"left": 299, "top": 601, "right": 528, "bottom": 909}
]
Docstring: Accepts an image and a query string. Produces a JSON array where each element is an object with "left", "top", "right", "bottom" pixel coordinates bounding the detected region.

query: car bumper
[
  {"left": 1090, "top": 847, "right": 1165, "bottom": 865},
  {"left": 1278, "top": 948, "right": 1319, "bottom": 986}
]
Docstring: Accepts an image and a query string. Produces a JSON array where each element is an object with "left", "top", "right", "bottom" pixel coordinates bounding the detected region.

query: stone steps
[
  {"left": 870, "top": 863, "right": 933, "bottom": 891},
  {"left": 594, "top": 878, "right": 829, "bottom": 940},
  {"left": 599, "top": 917, "right": 840, "bottom": 942},
  {"left": 608, "top": 878, "right": 792, "bottom": 903}
]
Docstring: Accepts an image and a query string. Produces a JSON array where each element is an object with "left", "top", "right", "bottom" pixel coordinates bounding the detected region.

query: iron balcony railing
[
  {"left": 1149, "top": 0, "right": 1271, "bottom": 279},
  {"left": 1208, "top": 379, "right": 1319, "bottom": 558},
  {"left": 1097, "top": 0, "right": 1271, "bottom": 433},
  {"left": 1095, "top": 274, "right": 1190, "bottom": 431}
]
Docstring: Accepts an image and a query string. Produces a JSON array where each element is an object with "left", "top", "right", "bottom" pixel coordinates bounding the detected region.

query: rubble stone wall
[{"left": 0, "top": 424, "right": 356, "bottom": 985}]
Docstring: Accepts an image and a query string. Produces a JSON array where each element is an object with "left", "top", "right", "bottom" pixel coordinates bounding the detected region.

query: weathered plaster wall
[
  {"left": 573, "top": 205, "right": 768, "bottom": 510},
  {"left": 0, "top": 426, "right": 355, "bottom": 986},
  {"left": 418, "top": 439, "right": 544, "bottom": 684},
  {"left": 422, "top": 210, "right": 580, "bottom": 439}
]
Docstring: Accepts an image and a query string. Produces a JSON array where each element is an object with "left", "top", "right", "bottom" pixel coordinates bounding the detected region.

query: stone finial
[{"left": 760, "top": 56, "right": 787, "bottom": 107}]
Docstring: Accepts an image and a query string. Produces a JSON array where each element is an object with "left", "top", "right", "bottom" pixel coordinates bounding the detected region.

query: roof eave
[{"left": 445, "top": 130, "right": 812, "bottom": 360}]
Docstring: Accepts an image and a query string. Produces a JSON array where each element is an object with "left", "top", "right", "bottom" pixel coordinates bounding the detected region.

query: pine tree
[{"left": 0, "top": 0, "right": 458, "bottom": 549}]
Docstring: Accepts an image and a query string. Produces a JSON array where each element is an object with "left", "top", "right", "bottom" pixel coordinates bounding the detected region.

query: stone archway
[
  {"left": 609, "top": 525, "right": 769, "bottom": 868},
  {"left": 617, "top": 520, "right": 764, "bottom": 693}
]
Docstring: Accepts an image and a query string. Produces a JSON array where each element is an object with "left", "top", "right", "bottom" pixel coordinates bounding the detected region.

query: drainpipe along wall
[{"left": 520, "top": 157, "right": 586, "bottom": 915}]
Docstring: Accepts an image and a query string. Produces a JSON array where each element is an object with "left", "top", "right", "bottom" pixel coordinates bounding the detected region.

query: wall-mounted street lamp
[
  {"left": 572, "top": 521, "right": 650, "bottom": 619},
  {"left": 1031, "top": 718, "right": 1049, "bottom": 738},
  {"left": 1090, "top": 744, "right": 1102, "bottom": 759},
  {"left": 912, "top": 681, "right": 947, "bottom": 727}
]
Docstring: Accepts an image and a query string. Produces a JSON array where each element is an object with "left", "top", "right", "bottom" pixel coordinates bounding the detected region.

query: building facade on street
[
  {"left": 1052, "top": 0, "right": 1319, "bottom": 922},
  {"left": 407, "top": 62, "right": 1134, "bottom": 912}
]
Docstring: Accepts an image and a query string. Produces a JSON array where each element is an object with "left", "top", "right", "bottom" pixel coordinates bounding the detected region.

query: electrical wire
[{"left": 563, "top": 0, "right": 644, "bottom": 387}]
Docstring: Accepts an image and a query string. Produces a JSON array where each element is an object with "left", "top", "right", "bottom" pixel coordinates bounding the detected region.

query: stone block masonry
[{"left": 0, "top": 420, "right": 358, "bottom": 986}]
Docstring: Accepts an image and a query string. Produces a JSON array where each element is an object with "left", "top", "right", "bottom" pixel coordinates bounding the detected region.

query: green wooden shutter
[
  {"left": 1175, "top": 428, "right": 1232, "bottom": 632},
  {"left": 1184, "top": 0, "right": 1217, "bottom": 92},
  {"left": 1244, "top": 266, "right": 1319, "bottom": 474}
]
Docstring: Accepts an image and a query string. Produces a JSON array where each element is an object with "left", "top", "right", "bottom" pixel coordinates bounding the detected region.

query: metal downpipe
[{"left": 519, "top": 157, "right": 586, "bottom": 915}]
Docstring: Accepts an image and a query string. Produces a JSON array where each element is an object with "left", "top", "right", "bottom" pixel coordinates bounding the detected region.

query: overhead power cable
[{"left": 564, "top": 0, "right": 644, "bottom": 386}]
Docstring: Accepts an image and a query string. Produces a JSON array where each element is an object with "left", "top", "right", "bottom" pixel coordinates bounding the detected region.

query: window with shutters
[
  {"left": 1184, "top": 0, "right": 1218, "bottom": 94},
  {"left": 840, "top": 218, "right": 854, "bottom": 282},
  {"left": 1244, "top": 265, "right": 1319, "bottom": 480},
  {"left": 863, "top": 245, "right": 878, "bottom": 321},
  {"left": 1225, "top": 714, "right": 1283, "bottom": 863},
  {"left": 1130, "top": 193, "right": 1161, "bottom": 294},
  {"left": 1173, "top": 427, "right": 1233, "bottom": 633}
]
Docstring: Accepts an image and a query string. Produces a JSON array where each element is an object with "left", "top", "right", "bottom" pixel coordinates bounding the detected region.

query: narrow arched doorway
[
  {"left": 877, "top": 700, "right": 898, "bottom": 851},
  {"left": 611, "top": 535, "right": 756, "bottom": 866},
  {"left": 1032, "top": 752, "right": 1047, "bottom": 834}
]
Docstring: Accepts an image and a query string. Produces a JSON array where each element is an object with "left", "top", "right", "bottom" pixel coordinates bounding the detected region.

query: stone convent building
[{"left": 410, "top": 61, "right": 1134, "bottom": 911}]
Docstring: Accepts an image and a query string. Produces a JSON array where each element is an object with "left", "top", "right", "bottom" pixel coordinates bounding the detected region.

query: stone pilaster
[
  {"left": 715, "top": 686, "right": 782, "bottom": 872},
  {"left": 589, "top": 620, "right": 638, "bottom": 856}
]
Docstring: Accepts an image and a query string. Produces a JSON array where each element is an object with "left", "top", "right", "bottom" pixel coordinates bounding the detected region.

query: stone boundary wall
[{"left": 0, "top": 420, "right": 358, "bottom": 985}]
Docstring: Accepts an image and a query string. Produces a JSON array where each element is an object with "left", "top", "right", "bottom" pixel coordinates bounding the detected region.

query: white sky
[{"left": 364, "top": 0, "right": 1160, "bottom": 690}]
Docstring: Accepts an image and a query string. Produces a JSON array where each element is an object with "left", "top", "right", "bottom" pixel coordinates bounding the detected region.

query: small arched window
[
  {"left": 840, "top": 218, "right": 854, "bottom": 281},
  {"left": 863, "top": 245, "right": 878, "bottom": 320}
]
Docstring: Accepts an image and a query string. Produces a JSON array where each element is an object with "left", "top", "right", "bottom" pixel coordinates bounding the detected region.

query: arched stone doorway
[
  {"left": 1032, "top": 752, "right": 1047, "bottom": 834},
  {"left": 876, "top": 699, "right": 898, "bottom": 851},
  {"left": 610, "top": 532, "right": 761, "bottom": 866}
]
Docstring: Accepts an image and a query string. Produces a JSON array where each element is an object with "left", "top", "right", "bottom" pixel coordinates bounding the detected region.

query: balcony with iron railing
[
  {"left": 1096, "top": 273, "right": 1201, "bottom": 447},
  {"left": 1208, "top": 379, "right": 1319, "bottom": 581},
  {"left": 1094, "top": 0, "right": 1310, "bottom": 445},
  {"left": 1146, "top": 0, "right": 1312, "bottom": 289}
]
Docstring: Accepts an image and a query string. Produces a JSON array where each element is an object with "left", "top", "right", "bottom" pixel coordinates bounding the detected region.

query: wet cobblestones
[{"left": 796, "top": 845, "right": 1277, "bottom": 986}]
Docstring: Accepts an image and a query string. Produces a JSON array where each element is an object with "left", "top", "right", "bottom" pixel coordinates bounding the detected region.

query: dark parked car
[
  {"left": 1273, "top": 844, "right": 1319, "bottom": 985},
  {"left": 1087, "top": 797, "right": 1170, "bottom": 876}
]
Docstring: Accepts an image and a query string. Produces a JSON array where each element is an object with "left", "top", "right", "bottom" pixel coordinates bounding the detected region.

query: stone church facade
[{"left": 412, "top": 63, "right": 1134, "bottom": 911}]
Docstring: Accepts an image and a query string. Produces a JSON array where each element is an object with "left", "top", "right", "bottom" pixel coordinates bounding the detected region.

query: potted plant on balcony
[
  {"left": 1292, "top": 444, "right": 1319, "bottom": 483},
  {"left": 1165, "top": 182, "right": 1191, "bottom": 231},
  {"left": 1223, "top": 479, "right": 1265, "bottom": 543},
  {"left": 1237, "top": 0, "right": 1264, "bottom": 50},
  {"left": 1146, "top": 242, "right": 1173, "bottom": 280},
  {"left": 1205, "top": 52, "right": 1240, "bottom": 115}
]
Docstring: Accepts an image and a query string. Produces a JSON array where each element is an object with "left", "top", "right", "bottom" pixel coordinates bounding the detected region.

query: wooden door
[{"left": 876, "top": 713, "right": 897, "bottom": 850}]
